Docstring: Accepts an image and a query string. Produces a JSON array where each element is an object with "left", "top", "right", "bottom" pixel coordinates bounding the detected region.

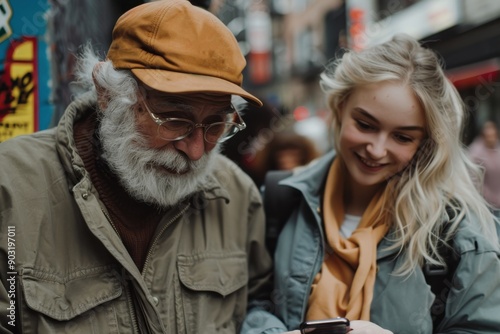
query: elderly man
[{"left": 0, "top": 1, "right": 272, "bottom": 333}]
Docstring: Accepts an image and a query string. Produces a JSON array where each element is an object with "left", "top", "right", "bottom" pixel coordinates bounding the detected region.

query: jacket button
[
  {"left": 152, "top": 296, "right": 159, "bottom": 305},
  {"left": 82, "top": 192, "right": 89, "bottom": 200}
]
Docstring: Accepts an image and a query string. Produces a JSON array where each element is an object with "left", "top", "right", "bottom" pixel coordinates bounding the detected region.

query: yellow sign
[
  {"left": 0, "top": 37, "right": 36, "bottom": 142},
  {"left": 0, "top": 0, "right": 13, "bottom": 43}
]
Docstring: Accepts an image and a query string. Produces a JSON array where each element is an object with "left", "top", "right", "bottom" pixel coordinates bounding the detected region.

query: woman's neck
[{"left": 343, "top": 179, "right": 384, "bottom": 216}]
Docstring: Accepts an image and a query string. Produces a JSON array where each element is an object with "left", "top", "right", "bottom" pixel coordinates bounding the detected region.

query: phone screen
[{"left": 299, "top": 317, "right": 350, "bottom": 334}]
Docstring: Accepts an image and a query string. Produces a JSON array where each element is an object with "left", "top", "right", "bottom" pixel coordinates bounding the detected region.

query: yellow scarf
[{"left": 306, "top": 158, "right": 390, "bottom": 321}]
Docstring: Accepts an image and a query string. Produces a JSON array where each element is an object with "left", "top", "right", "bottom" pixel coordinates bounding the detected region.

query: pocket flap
[
  {"left": 21, "top": 266, "right": 123, "bottom": 321},
  {"left": 177, "top": 252, "right": 248, "bottom": 297}
]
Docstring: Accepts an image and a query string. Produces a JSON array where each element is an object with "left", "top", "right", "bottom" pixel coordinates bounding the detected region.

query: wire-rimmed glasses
[{"left": 139, "top": 94, "right": 246, "bottom": 144}]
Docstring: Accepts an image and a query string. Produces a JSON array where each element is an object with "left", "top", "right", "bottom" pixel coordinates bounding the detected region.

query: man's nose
[{"left": 174, "top": 127, "right": 206, "bottom": 161}]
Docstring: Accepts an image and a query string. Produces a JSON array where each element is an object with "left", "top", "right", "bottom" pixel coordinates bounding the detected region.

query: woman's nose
[{"left": 366, "top": 137, "right": 387, "bottom": 159}]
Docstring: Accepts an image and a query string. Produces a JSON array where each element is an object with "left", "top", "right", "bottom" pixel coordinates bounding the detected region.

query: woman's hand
[
  {"left": 279, "top": 320, "right": 392, "bottom": 334},
  {"left": 349, "top": 320, "right": 393, "bottom": 333}
]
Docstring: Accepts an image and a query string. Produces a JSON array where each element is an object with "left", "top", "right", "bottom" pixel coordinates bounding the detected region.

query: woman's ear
[
  {"left": 92, "top": 62, "right": 108, "bottom": 110},
  {"left": 336, "top": 100, "right": 345, "bottom": 123}
]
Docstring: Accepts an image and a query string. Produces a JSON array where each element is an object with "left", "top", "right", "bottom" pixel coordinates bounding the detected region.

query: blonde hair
[{"left": 320, "top": 34, "right": 498, "bottom": 275}]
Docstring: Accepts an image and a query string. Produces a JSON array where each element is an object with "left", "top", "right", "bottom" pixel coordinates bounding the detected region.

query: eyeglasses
[{"left": 139, "top": 94, "right": 246, "bottom": 144}]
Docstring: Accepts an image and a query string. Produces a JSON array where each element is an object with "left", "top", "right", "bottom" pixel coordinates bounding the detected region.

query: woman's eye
[
  {"left": 356, "top": 120, "right": 373, "bottom": 130},
  {"left": 394, "top": 134, "right": 413, "bottom": 143}
]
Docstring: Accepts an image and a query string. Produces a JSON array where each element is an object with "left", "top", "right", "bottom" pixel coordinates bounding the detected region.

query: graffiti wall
[
  {"left": 47, "top": 0, "right": 142, "bottom": 127},
  {"left": 0, "top": 0, "right": 51, "bottom": 142}
]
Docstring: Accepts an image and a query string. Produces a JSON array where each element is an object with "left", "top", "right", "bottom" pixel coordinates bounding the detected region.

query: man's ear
[{"left": 92, "top": 62, "right": 108, "bottom": 110}]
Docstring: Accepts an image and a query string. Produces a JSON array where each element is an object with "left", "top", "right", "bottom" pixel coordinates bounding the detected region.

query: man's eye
[{"left": 162, "top": 120, "right": 191, "bottom": 131}]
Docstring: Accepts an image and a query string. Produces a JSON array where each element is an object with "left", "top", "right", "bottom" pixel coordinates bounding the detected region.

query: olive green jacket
[{"left": 0, "top": 93, "right": 272, "bottom": 334}]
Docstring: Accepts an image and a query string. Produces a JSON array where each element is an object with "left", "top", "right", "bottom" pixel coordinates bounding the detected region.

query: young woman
[{"left": 242, "top": 34, "right": 500, "bottom": 334}]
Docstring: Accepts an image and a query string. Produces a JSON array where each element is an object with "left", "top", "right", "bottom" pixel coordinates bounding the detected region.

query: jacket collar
[
  {"left": 281, "top": 150, "right": 336, "bottom": 205},
  {"left": 197, "top": 169, "right": 230, "bottom": 203},
  {"left": 55, "top": 92, "right": 97, "bottom": 186}
]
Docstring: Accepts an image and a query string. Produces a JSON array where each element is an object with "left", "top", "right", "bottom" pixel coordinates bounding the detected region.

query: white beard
[{"left": 98, "top": 101, "right": 220, "bottom": 208}]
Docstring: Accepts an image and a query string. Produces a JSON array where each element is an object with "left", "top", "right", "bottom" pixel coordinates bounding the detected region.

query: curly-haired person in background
[{"left": 242, "top": 34, "right": 500, "bottom": 334}]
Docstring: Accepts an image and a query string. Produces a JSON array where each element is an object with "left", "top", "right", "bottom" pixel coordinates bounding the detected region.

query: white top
[{"left": 340, "top": 214, "right": 362, "bottom": 238}]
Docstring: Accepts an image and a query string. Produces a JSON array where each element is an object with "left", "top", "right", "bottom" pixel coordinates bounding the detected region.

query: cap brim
[{"left": 132, "top": 68, "right": 262, "bottom": 107}]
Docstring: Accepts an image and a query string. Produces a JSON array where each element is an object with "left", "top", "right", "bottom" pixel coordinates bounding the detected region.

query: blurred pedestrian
[
  {"left": 468, "top": 120, "right": 500, "bottom": 218},
  {"left": 266, "top": 131, "right": 321, "bottom": 171}
]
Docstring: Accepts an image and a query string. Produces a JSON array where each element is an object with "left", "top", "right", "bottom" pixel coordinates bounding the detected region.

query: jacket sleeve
[
  {"left": 240, "top": 307, "right": 288, "bottom": 334},
  {"left": 436, "top": 241, "right": 500, "bottom": 333},
  {"left": 241, "top": 185, "right": 288, "bottom": 334}
]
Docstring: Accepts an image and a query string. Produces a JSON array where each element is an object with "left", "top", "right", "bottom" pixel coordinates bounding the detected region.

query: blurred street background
[{"left": 2, "top": 0, "right": 500, "bottom": 186}]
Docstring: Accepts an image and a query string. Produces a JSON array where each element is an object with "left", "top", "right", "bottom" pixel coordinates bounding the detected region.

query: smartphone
[{"left": 299, "top": 317, "right": 350, "bottom": 334}]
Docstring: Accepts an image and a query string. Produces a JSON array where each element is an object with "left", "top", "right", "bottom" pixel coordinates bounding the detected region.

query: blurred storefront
[
  {"left": 261, "top": 0, "right": 346, "bottom": 111},
  {"left": 215, "top": 0, "right": 346, "bottom": 153},
  {"left": 222, "top": 0, "right": 500, "bottom": 147}
]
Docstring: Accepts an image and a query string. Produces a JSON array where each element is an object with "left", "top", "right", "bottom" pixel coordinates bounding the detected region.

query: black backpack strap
[
  {"left": 263, "top": 170, "right": 300, "bottom": 255},
  {"left": 424, "top": 223, "right": 460, "bottom": 330}
]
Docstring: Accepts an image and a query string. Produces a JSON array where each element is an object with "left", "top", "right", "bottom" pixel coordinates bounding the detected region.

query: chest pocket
[
  {"left": 19, "top": 266, "right": 123, "bottom": 333},
  {"left": 176, "top": 252, "right": 248, "bottom": 334}
]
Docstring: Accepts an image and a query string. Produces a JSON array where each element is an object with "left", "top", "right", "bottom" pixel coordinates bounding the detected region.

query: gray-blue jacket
[{"left": 242, "top": 151, "right": 500, "bottom": 334}]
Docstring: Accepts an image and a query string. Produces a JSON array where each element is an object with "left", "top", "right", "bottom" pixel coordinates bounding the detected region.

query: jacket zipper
[
  {"left": 141, "top": 203, "right": 190, "bottom": 276},
  {"left": 101, "top": 208, "right": 140, "bottom": 333},
  {"left": 102, "top": 208, "right": 120, "bottom": 236},
  {"left": 126, "top": 286, "right": 141, "bottom": 334}
]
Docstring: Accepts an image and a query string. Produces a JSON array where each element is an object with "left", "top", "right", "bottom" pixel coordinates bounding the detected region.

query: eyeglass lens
[{"left": 158, "top": 120, "right": 238, "bottom": 143}]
